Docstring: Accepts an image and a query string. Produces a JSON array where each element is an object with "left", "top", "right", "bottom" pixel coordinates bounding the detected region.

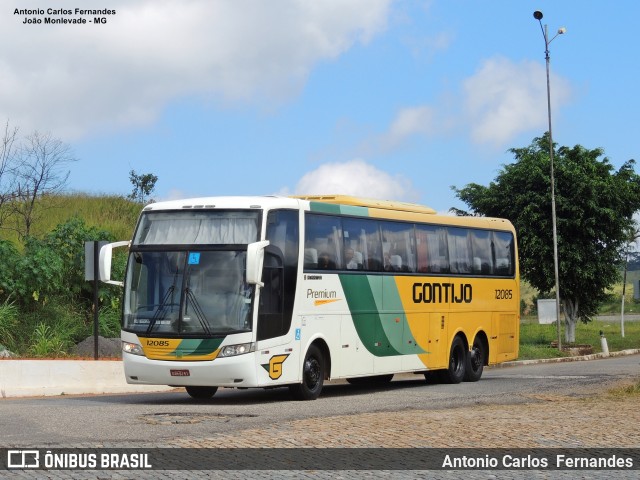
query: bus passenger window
[
  {"left": 304, "top": 213, "right": 342, "bottom": 271},
  {"left": 471, "top": 229, "right": 493, "bottom": 275},
  {"left": 493, "top": 231, "right": 514, "bottom": 276},
  {"left": 317, "top": 251, "right": 336, "bottom": 270},
  {"left": 416, "top": 225, "right": 449, "bottom": 273},
  {"left": 342, "top": 217, "right": 382, "bottom": 272},
  {"left": 381, "top": 221, "right": 416, "bottom": 273}
]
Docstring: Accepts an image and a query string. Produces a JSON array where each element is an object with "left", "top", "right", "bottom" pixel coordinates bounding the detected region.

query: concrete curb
[
  {"left": 0, "top": 359, "right": 173, "bottom": 398},
  {"left": 492, "top": 348, "right": 640, "bottom": 368}
]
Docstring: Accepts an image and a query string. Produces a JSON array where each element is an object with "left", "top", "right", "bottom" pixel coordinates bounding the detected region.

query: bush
[
  {"left": 20, "top": 299, "right": 88, "bottom": 357},
  {"left": 15, "top": 237, "right": 65, "bottom": 305},
  {"left": 98, "top": 303, "right": 122, "bottom": 338},
  {"left": 0, "top": 241, "right": 20, "bottom": 301},
  {"left": 0, "top": 299, "right": 18, "bottom": 351},
  {"left": 28, "top": 323, "right": 68, "bottom": 358},
  {"left": 42, "top": 217, "right": 115, "bottom": 305}
]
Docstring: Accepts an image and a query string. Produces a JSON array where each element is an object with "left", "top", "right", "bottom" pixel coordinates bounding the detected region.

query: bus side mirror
[
  {"left": 99, "top": 241, "right": 130, "bottom": 286},
  {"left": 246, "top": 240, "right": 270, "bottom": 287}
]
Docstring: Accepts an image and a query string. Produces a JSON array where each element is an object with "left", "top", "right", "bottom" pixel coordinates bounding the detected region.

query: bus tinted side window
[
  {"left": 342, "top": 217, "right": 383, "bottom": 271},
  {"left": 304, "top": 213, "right": 342, "bottom": 270},
  {"left": 493, "top": 231, "right": 515, "bottom": 276},
  {"left": 448, "top": 228, "right": 472, "bottom": 274},
  {"left": 381, "top": 221, "right": 416, "bottom": 272},
  {"left": 471, "top": 229, "right": 493, "bottom": 275},
  {"left": 416, "top": 225, "right": 449, "bottom": 274}
]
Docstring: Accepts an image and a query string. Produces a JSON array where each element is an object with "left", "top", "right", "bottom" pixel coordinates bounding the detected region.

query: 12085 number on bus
[{"left": 495, "top": 289, "right": 513, "bottom": 300}]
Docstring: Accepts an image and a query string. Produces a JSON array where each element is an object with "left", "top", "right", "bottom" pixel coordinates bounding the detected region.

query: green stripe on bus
[
  {"left": 309, "top": 202, "right": 369, "bottom": 217},
  {"left": 339, "top": 205, "right": 369, "bottom": 216},
  {"left": 380, "top": 276, "right": 426, "bottom": 355},
  {"left": 309, "top": 202, "right": 342, "bottom": 214},
  {"left": 174, "top": 338, "right": 224, "bottom": 357},
  {"left": 339, "top": 274, "right": 401, "bottom": 357}
]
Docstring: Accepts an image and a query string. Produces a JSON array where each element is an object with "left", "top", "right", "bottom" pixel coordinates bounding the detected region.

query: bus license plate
[{"left": 170, "top": 369, "right": 190, "bottom": 377}]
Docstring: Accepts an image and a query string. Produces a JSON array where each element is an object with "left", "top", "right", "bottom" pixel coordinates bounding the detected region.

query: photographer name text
[{"left": 14, "top": 8, "right": 116, "bottom": 25}]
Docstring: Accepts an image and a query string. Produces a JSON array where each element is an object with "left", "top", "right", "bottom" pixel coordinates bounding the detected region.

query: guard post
[{"left": 84, "top": 240, "right": 108, "bottom": 360}]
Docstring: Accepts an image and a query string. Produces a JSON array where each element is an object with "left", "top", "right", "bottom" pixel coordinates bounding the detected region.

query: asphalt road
[{"left": 1, "top": 354, "right": 638, "bottom": 448}]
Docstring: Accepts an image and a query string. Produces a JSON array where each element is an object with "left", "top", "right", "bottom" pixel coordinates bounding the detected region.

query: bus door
[
  {"left": 491, "top": 312, "right": 517, "bottom": 362},
  {"left": 373, "top": 313, "right": 404, "bottom": 374},
  {"left": 401, "top": 312, "right": 430, "bottom": 371},
  {"left": 339, "top": 314, "right": 373, "bottom": 377},
  {"left": 427, "top": 312, "right": 446, "bottom": 369}
]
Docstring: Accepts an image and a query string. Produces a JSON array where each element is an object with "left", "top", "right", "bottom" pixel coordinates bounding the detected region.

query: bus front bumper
[{"left": 123, "top": 352, "right": 259, "bottom": 388}]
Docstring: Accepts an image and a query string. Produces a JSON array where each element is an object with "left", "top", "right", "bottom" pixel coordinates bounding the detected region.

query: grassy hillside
[{"left": 0, "top": 193, "right": 141, "bottom": 245}]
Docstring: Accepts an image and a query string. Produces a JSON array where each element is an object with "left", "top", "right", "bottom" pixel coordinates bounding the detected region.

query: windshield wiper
[
  {"left": 146, "top": 285, "right": 176, "bottom": 334},
  {"left": 184, "top": 288, "right": 212, "bottom": 336}
]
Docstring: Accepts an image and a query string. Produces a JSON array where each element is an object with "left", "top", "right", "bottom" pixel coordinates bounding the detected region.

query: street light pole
[{"left": 534, "top": 11, "right": 565, "bottom": 351}]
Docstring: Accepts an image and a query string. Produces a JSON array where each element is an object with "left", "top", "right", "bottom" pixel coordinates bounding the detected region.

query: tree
[
  {"left": 128, "top": 170, "right": 158, "bottom": 204},
  {"left": 0, "top": 120, "right": 19, "bottom": 229},
  {"left": 11, "top": 131, "right": 76, "bottom": 239},
  {"left": 453, "top": 134, "right": 640, "bottom": 343}
]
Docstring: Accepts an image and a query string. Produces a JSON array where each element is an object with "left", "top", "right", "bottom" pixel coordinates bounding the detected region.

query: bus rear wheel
[
  {"left": 464, "top": 336, "right": 485, "bottom": 382},
  {"left": 289, "top": 345, "right": 324, "bottom": 400},
  {"left": 440, "top": 336, "right": 466, "bottom": 384},
  {"left": 185, "top": 386, "right": 218, "bottom": 399}
]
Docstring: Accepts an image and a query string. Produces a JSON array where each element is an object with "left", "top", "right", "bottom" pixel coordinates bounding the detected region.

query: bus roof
[
  {"left": 138, "top": 195, "right": 513, "bottom": 232},
  {"left": 291, "top": 195, "right": 437, "bottom": 215},
  {"left": 141, "top": 196, "right": 300, "bottom": 211}
]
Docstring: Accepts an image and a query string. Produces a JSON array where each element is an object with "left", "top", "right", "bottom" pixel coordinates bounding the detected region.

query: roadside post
[{"left": 84, "top": 241, "right": 108, "bottom": 360}]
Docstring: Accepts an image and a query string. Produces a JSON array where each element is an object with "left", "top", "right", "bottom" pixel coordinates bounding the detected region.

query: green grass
[
  {"left": 519, "top": 317, "right": 640, "bottom": 360},
  {"left": 0, "top": 193, "right": 140, "bottom": 246},
  {"left": 0, "top": 299, "right": 19, "bottom": 351},
  {"left": 607, "top": 380, "right": 640, "bottom": 398}
]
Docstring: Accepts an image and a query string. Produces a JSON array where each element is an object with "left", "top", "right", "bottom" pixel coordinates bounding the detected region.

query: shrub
[
  {"left": 28, "top": 323, "right": 68, "bottom": 358},
  {"left": 0, "top": 299, "right": 18, "bottom": 351},
  {"left": 98, "top": 303, "right": 122, "bottom": 338}
]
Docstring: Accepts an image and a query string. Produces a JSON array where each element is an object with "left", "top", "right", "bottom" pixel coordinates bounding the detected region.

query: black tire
[
  {"left": 440, "top": 336, "right": 466, "bottom": 384},
  {"left": 289, "top": 345, "right": 324, "bottom": 400},
  {"left": 423, "top": 371, "right": 439, "bottom": 384},
  {"left": 185, "top": 386, "right": 218, "bottom": 399},
  {"left": 464, "top": 336, "right": 485, "bottom": 382},
  {"left": 346, "top": 374, "right": 394, "bottom": 385}
]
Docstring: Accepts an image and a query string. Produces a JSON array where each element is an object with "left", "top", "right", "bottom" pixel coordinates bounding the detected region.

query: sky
[{"left": 1, "top": 0, "right": 639, "bottom": 215}]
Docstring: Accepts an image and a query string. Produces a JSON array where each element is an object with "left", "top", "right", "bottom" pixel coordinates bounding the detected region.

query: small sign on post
[
  {"left": 85, "top": 241, "right": 108, "bottom": 360},
  {"left": 537, "top": 299, "right": 557, "bottom": 324}
]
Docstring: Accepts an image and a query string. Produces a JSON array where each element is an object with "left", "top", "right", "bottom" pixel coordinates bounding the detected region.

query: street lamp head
[
  {"left": 558, "top": 27, "right": 567, "bottom": 34},
  {"left": 533, "top": 11, "right": 543, "bottom": 20}
]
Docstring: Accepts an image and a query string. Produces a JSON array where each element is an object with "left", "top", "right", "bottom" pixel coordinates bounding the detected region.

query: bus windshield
[{"left": 123, "top": 250, "right": 254, "bottom": 336}]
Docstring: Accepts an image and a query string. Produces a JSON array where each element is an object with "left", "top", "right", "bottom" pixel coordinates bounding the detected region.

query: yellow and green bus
[{"left": 100, "top": 195, "right": 519, "bottom": 400}]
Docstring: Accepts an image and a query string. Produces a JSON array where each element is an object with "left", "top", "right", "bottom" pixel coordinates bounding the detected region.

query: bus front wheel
[
  {"left": 440, "top": 336, "right": 466, "bottom": 384},
  {"left": 185, "top": 386, "right": 218, "bottom": 399},
  {"left": 289, "top": 344, "right": 324, "bottom": 400}
]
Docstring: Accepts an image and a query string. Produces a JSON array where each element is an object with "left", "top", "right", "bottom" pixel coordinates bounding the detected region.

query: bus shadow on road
[{"left": 80, "top": 375, "right": 438, "bottom": 406}]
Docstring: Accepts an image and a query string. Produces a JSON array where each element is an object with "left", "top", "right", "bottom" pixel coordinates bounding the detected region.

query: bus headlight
[
  {"left": 218, "top": 342, "right": 255, "bottom": 358},
  {"left": 122, "top": 341, "right": 144, "bottom": 356}
]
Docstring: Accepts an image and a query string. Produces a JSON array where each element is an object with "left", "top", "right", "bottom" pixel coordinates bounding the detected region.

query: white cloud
[
  {"left": 0, "top": 0, "right": 393, "bottom": 139},
  {"left": 380, "top": 105, "right": 436, "bottom": 149},
  {"left": 463, "top": 56, "right": 571, "bottom": 146},
  {"left": 368, "top": 56, "right": 572, "bottom": 152},
  {"left": 293, "top": 159, "right": 420, "bottom": 202}
]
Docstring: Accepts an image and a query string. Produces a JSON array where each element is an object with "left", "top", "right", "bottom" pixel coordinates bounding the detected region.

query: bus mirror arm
[
  {"left": 246, "top": 240, "right": 270, "bottom": 287},
  {"left": 99, "top": 241, "right": 130, "bottom": 287}
]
